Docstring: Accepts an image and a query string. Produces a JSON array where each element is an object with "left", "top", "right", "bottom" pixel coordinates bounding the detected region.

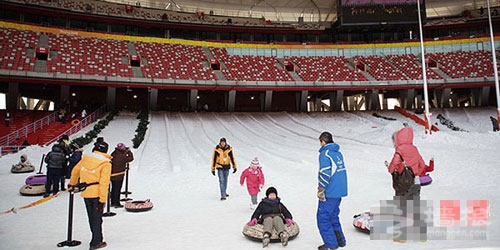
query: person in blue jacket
[{"left": 316, "top": 131, "right": 348, "bottom": 250}]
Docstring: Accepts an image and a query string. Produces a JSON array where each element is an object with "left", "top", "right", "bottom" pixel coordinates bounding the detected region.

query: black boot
[{"left": 335, "top": 230, "right": 345, "bottom": 247}]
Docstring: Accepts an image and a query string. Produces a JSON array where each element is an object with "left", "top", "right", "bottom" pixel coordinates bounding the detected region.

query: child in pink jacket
[{"left": 240, "top": 157, "right": 265, "bottom": 210}]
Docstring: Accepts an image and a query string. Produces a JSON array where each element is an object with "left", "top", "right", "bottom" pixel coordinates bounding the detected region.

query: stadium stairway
[{"left": 25, "top": 120, "right": 73, "bottom": 146}]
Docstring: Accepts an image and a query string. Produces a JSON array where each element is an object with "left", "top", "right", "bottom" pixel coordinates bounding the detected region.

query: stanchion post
[
  {"left": 120, "top": 163, "right": 132, "bottom": 202},
  {"left": 103, "top": 184, "right": 116, "bottom": 217},
  {"left": 57, "top": 191, "right": 81, "bottom": 247},
  {"left": 121, "top": 163, "right": 132, "bottom": 195}
]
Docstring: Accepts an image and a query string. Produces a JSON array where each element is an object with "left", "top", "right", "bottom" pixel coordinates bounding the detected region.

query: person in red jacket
[{"left": 240, "top": 157, "right": 265, "bottom": 210}]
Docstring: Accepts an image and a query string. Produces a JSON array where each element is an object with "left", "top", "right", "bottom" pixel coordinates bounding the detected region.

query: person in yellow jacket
[
  {"left": 211, "top": 137, "right": 237, "bottom": 200},
  {"left": 68, "top": 142, "right": 111, "bottom": 250}
]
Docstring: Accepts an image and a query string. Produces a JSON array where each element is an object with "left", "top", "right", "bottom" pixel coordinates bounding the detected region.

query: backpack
[{"left": 392, "top": 153, "right": 415, "bottom": 196}]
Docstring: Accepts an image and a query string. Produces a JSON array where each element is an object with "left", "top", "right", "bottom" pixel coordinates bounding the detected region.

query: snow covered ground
[{"left": 1, "top": 108, "right": 499, "bottom": 250}]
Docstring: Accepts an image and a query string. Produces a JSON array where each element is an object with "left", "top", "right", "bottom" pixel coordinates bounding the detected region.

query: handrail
[
  {"left": 0, "top": 112, "right": 57, "bottom": 146},
  {"left": 0, "top": 106, "right": 107, "bottom": 155},
  {"left": 44, "top": 106, "right": 107, "bottom": 146}
]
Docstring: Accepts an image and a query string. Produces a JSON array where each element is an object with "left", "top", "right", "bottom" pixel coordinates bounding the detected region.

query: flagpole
[
  {"left": 417, "top": 0, "right": 431, "bottom": 134},
  {"left": 486, "top": 0, "right": 500, "bottom": 123}
]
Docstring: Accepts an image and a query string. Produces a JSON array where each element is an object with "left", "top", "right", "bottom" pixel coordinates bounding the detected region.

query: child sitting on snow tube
[
  {"left": 11, "top": 154, "right": 35, "bottom": 173},
  {"left": 246, "top": 187, "right": 294, "bottom": 248}
]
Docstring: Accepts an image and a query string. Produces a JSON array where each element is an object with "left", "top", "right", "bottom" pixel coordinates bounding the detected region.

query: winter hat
[
  {"left": 250, "top": 157, "right": 260, "bottom": 167},
  {"left": 61, "top": 134, "right": 69, "bottom": 141},
  {"left": 266, "top": 187, "right": 277, "bottom": 197},
  {"left": 220, "top": 137, "right": 226, "bottom": 143},
  {"left": 116, "top": 143, "right": 127, "bottom": 150},
  {"left": 93, "top": 141, "right": 109, "bottom": 154}
]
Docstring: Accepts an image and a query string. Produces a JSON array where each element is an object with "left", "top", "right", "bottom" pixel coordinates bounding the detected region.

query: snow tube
[
  {"left": 353, "top": 211, "right": 371, "bottom": 234},
  {"left": 419, "top": 175, "right": 432, "bottom": 186},
  {"left": 25, "top": 175, "right": 46, "bottom": 185},
  {"left": 71, "top": 119, "right": 80, "bottom": 126},
  {"left": 11, "top": 164, "right": 35, "bottom": 173},
  {"left": 19, "top": 184, "right": 46, "bottom": 196},
  {"left": 125, "top": 199, "right": 153, "bottom": 212},
  {"left": 242, "top": 222, "right": 300, "bottom": 242}
]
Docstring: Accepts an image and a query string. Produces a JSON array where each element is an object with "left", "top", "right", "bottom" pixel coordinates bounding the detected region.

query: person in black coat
[
  {"left": 490, "top": 116, "right": 499, "bottom": 132},
  {"left": 67, "top": 142, "right": 83, "bottom": 179},
  {"left": 247, "top": 187, "right": 294, "bottom": 247},
  {"left": 44, "top": 144, "right": 67, "bottom": 197}
]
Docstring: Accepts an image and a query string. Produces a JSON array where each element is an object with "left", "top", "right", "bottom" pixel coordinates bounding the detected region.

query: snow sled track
[{"left": 138, "top": 112, "right": 173, "bottom": 172}]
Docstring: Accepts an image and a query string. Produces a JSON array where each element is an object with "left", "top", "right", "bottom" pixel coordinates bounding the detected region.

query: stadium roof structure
[{"left": 105, "top": 0, "right": 496, "bottom": 22}]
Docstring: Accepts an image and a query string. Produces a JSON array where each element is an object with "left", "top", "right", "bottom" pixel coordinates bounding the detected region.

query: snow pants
[
  {"left": 45, "top": 167, "right": 62, "bottom": 195},
  {"left": 263, "top": 216, "right": 286, "bottom": 236},
  {"left": 84, "top": 198, "right": 105, "bottom": 247},
  {"left": 111, "top": 179, "right": 124, "bottom": 205},
  {"left": 317, "top": 197, "right": 346, "bottom": 249}
]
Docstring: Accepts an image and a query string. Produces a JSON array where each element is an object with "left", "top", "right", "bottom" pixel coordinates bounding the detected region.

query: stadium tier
[{"left": 0, "top": 27, "right": 498, "bottom": 82}]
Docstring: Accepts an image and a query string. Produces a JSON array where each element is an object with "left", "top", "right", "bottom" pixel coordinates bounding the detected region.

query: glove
[
  {"left": 317, "top": 187, "right": 326, "bottom": 201},
  {"left": 285, "top": 218, "right": 294, "bottom": 226},
  {"left": 248, "top": 218, "right": 258, "bottom": 226},
  {"left": 211, "top": 171, "right": 215, "bottom": 176},
  {"left": 233, "top": 168, "right": 237, "bottom": 174},
  {"left": 67, "top": 184, "right": 74, "bottom": 192}
]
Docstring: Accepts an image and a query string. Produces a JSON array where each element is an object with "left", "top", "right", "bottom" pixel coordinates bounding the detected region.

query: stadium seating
[
  {"left": 353, "top": 55, "right": 408, "bottom": 81},
  {"left": 287, "top": 55, "right": 368, "bottom": 82},
  {"left": 46, "top": 33, "right": 133, "bottom": 77},
  {"left": 0, "top": 27, "right": 497, "bottom": 82},
  {"left": 429, "top": 50, "right": 494, "bottom": 78},
  {"left": 386, "top": 54, "right": 443, "bottom": 80},
  {"left": 0, "top": 28, "right": 37, "bottom": 72},
  {"left": 136, "top": 42, "right": 217, "bottom": 80},
  {"left": 211, "top": 48, "right": 294, "bottom": 82}
]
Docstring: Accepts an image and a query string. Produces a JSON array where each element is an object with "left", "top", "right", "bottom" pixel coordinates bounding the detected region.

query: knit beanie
[
  {"left": 266, "top": 187, "right": 277, "bottom": 197},
  {"left": 250, "top": 157, "right": 260, "bottom": 167}
]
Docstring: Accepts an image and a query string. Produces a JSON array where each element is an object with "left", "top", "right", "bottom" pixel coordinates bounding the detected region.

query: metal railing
[
  {"left": 44, "top": 106, "right": 107, "bottom": 146},
  {"left": 0, "top": 106, "right": 107, "bottom": 155},
  {"left": 0, "top": 112, "right": 57, "bottom": 146}
]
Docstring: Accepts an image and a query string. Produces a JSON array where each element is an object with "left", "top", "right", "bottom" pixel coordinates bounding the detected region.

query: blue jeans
[
  {"left": 217, "top": 168, "right": 229, "bottom": 197},
  {"left": 317, "top": 197, "right": 346, "bottom": 248}
]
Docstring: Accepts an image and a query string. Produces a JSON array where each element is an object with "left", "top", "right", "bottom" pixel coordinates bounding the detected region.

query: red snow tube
[
  {"left": 125, "top": 199, "right": 153, "bottom": 212},
  {"left": 353, "top": 211, "right": 371, "bottom": 234}
]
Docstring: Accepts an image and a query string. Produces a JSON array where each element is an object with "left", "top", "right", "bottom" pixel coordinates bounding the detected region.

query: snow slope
[{"left": 0, "top": 108, "right": 499, "bottom": 250}]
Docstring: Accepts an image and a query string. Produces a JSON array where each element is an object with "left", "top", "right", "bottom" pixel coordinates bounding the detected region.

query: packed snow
[{"left": 1, "top": 108, "right": 499, "bottom": 250}]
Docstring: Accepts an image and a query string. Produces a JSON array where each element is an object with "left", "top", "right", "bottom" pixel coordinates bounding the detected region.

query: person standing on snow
[
  {"left": 57, "top": 134, "right": 71, "bottom": 191},
  {"left": 386, "top": 127, "right": 425, "bottom": 198},
  {"left": 211, "top": 137, "right": 237, "bottom": 200},
  {"left": 44, "top": 144, "right": 67, "bottom": 197},
  {"left": 110, "top": 143, "right": 134, "bottom": 208},
  {"left": 68, "top": 142, "right": 111, "bottom": 250},
  {"left": 67, "top": 142, "right": 83, "bottom": 179},
  {"left": 240, "top": 157, "right": 265, "bottom": 210},
  {"left": 316, "top": 131, "right": 348, "bottom": 250}
]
